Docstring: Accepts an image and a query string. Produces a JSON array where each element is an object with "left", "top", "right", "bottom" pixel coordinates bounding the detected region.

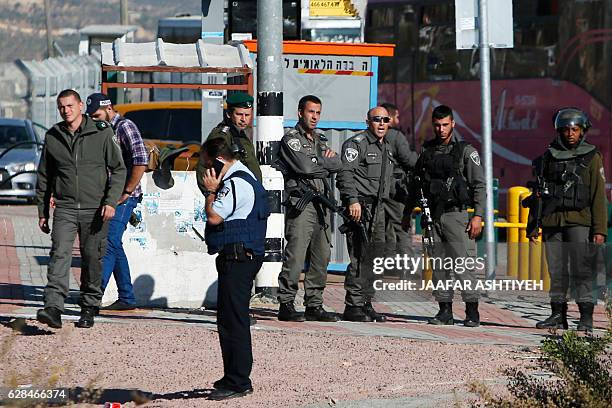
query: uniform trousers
[
  {"left": 278, "top": 202, "right": 330, "bottom": 307},
  {"left": 215, "top": 253, "right": 263, "bottom": 391},
  {"left": 430, "top": 210, "right": 480, "bottom": 302},
  {"left": 344, "top": 200, "right": 389, "bottom": 307},
  {"left": 383, "top": 197, "right": 415, "bottom": 277},
  {"left": 44, "top": 207, "right": 108, "bottom": 311},
  {"left": 543, "top": 226, "right": 596, "bottom": 303}
]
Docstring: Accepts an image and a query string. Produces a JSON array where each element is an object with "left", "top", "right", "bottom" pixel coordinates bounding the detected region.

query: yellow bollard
[
  {"left": 518, "top": 191, "right": 531, "bottom": 280},
  {"left": 423, "top": 257, "right": 433, "bottom": 283},
  {"left": 507, "top": 186, "right": 529, "bottom": 278},
  {"left": 529, "top": 232, "right": 542, "bottom": 282},
  {"left": 541, "top": 241, "right": 550, "bottom": 291}
]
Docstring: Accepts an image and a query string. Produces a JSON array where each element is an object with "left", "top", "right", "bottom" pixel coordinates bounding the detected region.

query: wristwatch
[
  {"left": 203, "top": 190, "right": 216, "bottom": 198},
  {"left": 123, "top": 189, "right": 133, "bottom": 195}
]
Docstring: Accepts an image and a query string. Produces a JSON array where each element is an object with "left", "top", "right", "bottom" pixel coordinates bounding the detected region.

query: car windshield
[
  {"left": 123, "top": 109, "right": 201, "bottom": 143},
  {"left": 0, "top": 125, "right": 34, "bottom": 149}
]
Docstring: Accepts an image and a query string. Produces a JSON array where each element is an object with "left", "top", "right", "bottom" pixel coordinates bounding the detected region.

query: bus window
[
  {"left": 167, "top": 110, "right": 202, "bottom": 144},
  {"left": 229, "top": 0, "right": 300, "bottom": 40},
  {"left": 493, "top": 0, "right": 559, "bottom": 80},
  {"left": 396, "top": 5, "right": 418, "bottom": 83},
  {"left": 418, "top": 3, "right": 458, "bottom": 81},
  {"left": 124, "top": 110, "right": 170, "bottom": 140},
  {"left": 366, "top": 4, "right": 397, "bottom": 83}
]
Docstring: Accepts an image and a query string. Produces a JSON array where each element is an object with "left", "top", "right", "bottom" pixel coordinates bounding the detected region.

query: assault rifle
[
  {"left": 523, "top": 157, "right": 548, "bottom": 239},
  {"left": 414, "top": 176, "right": 435, "bottom": 257},
  {"left": 292, "top": 180, "right": 370, "bottom": 244}
]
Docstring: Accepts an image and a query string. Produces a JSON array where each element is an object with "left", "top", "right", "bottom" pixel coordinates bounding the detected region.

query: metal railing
[{"left": 17, "top": 54, "right": 101, "bottom": 130}]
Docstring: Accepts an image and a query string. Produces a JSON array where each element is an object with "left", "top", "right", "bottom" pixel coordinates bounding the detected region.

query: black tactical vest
[
  {"left": 419, "top": 141, "right": 472, "bottom": 210},
  {"left": 541, "top": 149, "right": 596, "bottom": 213}
]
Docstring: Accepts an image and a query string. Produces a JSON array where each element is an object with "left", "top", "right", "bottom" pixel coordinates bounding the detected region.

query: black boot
[
  {"left": 428, "top": 302, "right": 454, "bottom": 325},
  {"left": 464, "top": 302, "right": 480, "bottom": 327},
  {"left": 536, "top": 302, "right": 568, "bottom": 329},
  {"left": 36, "top": 307, "right": 62, "bottom": 329},
  {"left": 577, "top": 302, "right": 594, "bottom": 332},
  {"left": 75, "top": 307, "right": 97, "bottom": 328},
  {"left": 305, "top": 306, "right": 339, "bottom": 322},
  {"left": 363, "top": 302, "right": 387, "bottom": 322},
  {"left": 342, "top": 305, "right": 372, "bottom": 322},
  {"left": 278, "top": 303, "right": 305, "bottom": 322}
]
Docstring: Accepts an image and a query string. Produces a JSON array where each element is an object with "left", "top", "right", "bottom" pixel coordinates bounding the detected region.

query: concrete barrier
[{"left": 102, "top": 171, "right": 219, "bottom": 308}]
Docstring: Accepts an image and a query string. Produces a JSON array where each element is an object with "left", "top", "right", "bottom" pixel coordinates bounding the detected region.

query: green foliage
[{"left": 469, "top": 306, "right": 612, "bottom": 408}]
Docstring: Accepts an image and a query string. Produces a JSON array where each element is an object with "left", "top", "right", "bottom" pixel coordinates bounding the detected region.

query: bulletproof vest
[
  {"left": 541, "top": 149, "right": 596, "bottom": 213},
  {"left": 205, "top": 170, "right": 270, "bottom": 256},
  {"left": 419, "top": 141, "right": 472, "bottom": 209}
]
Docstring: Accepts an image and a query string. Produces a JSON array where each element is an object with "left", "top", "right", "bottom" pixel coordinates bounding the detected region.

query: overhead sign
[
  {"left": 251, "top": 53, "right": 376, "bottom": 129},
  {"left": 244, "top": 40, "right": 394, "bottom": 129},
  {"left": 310, "top": 0, "right": 358, "bottom": 18},
  {"left": 455, "top": 0, "right": 514, "bottom": 49}
]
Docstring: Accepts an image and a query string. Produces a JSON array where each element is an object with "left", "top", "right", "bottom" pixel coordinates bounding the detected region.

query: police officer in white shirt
[{"left": 201, "top": 138, "right": 270, "bottom": 401}]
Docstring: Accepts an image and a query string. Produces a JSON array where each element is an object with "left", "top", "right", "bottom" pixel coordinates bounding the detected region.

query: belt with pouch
[
  {"left": 442, "top": 205, "right": 468, "bottom": 213},
  {"left": 218, "top": 242, "right": 254, "bottom": 262},
  {"left": 357, "top": 196, "right": 376, "bottom": 205}
]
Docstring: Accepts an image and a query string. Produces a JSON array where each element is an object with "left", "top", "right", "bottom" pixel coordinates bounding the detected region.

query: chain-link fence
[{"left": 17, "top": 54, "right": 101, "bottom": 130}]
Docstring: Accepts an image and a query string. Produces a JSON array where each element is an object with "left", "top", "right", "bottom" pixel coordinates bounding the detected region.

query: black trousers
[{"left": 215, "top": 254, "right": 263, "bottom": 391}]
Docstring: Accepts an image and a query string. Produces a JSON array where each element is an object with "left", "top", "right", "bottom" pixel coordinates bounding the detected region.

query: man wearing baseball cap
[
  {"left": 86, "top": 92, "right": 149, "bottom": 311},
  {"left": 196, "top": 92, "right": 262, "bottom": 198}
]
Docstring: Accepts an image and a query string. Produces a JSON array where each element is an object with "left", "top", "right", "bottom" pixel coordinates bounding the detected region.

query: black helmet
[{"left": 553, "top": 108, "right": 591, "bottom": 131}]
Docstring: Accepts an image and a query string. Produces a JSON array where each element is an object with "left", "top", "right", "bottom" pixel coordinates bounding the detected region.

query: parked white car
[{"left": 0, "top": 118, "right": 43, "bottom": 203}]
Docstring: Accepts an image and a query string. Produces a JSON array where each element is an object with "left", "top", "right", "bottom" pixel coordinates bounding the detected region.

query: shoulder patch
[
  {"left": 352, "top": 134, "right": 365, "bottom": 143},
  {"left": 96, "top": 121, "right": 108, "bottom": 130},
  {"left": 221, "top": 126, "right": 230, "bottom": 134},
  {"left": 287, "top": 138, "right": 301, "bottom": 152},
  {"left": 217, "top": 185, "right": 231, "bottom": 199},
  {"left": 469, "top": 151, "right": 481, "bottom": 166},
  {"left": 600, "top": 167, "right": 606, "bottom": 183},
  {"left": 345, "top": 147, "right": 359, "bottom": 162}
]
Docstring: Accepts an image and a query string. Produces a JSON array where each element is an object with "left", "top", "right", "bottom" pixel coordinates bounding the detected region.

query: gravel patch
[{"left": 0, "top": 319, "right": 531, "bottom": 407}]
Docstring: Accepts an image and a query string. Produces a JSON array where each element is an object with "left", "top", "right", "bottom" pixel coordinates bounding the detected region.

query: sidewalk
[
  {"left": 0, "top": 203, "right": 608, "bottom": 407},
  {"left": 1, "top": 203, "right": 607, "bottom": 346}
]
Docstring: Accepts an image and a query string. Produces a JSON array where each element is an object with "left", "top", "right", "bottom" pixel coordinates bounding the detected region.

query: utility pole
[
  {"left": 478, "top": 0, "right": 495, "bottom": 279},
  {"left": 120, "top": 0, "right": 129, "bottom": 25},
  {"left": 44, "top": 0, "right": 54, "bottom": 58},
  {"left": 255, "top": 0, "right": 284, "bottom": 296}
]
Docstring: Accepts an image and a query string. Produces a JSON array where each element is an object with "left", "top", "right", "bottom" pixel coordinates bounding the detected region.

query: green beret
[{"left": 226, "top": 93, "right": 254, "bottom": 109}]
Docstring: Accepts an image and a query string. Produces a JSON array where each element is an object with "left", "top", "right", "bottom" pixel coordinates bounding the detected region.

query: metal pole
[
  {"left": 120, "top": 0, "right": 129, "bottom": 25},
  {"left": 200, "top": 0, "right": 225, "bottom": 140},
  {"left": 479, "top": 0, "right": 495, "bottom": 279},
  {"left": 44, "top": 0, "right": 54, "bottom": 58},
  {"left": 255, "top": 0, "right": 284, "bottom": 296}
]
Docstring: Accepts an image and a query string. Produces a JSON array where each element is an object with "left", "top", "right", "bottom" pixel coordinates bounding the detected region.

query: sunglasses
[{"left": 370, "top": 116, "right": 391, "bottom": 123}]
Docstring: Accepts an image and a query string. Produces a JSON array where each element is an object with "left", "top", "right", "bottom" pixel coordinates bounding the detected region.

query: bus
[{"left": 366, "top": 0, "right": 612, "bottom": 204}]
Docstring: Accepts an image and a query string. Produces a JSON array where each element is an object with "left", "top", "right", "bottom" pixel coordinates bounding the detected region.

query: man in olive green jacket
[
  {"left": 529, "top": 108, "right": 607, "bottom": 333},
  {"left": 196, "top": 93, "right": 262, "bottom": 198},
  {"left": 36, "top": 89, "right": 126, "bottom": 330}
]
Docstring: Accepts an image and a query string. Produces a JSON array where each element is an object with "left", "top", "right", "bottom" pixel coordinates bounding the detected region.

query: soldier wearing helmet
[{"left": 529, "top": 107, "right": 607, "bottom": 333}]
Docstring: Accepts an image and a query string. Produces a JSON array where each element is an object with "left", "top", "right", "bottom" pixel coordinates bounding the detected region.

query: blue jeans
[{"left": 101, "top": 197, "right": 138, "bottom": 304}]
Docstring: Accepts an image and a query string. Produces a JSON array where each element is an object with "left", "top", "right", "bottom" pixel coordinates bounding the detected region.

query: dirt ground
[{"left": 0, "top": 318, "right": 531, "bottom": 407}]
